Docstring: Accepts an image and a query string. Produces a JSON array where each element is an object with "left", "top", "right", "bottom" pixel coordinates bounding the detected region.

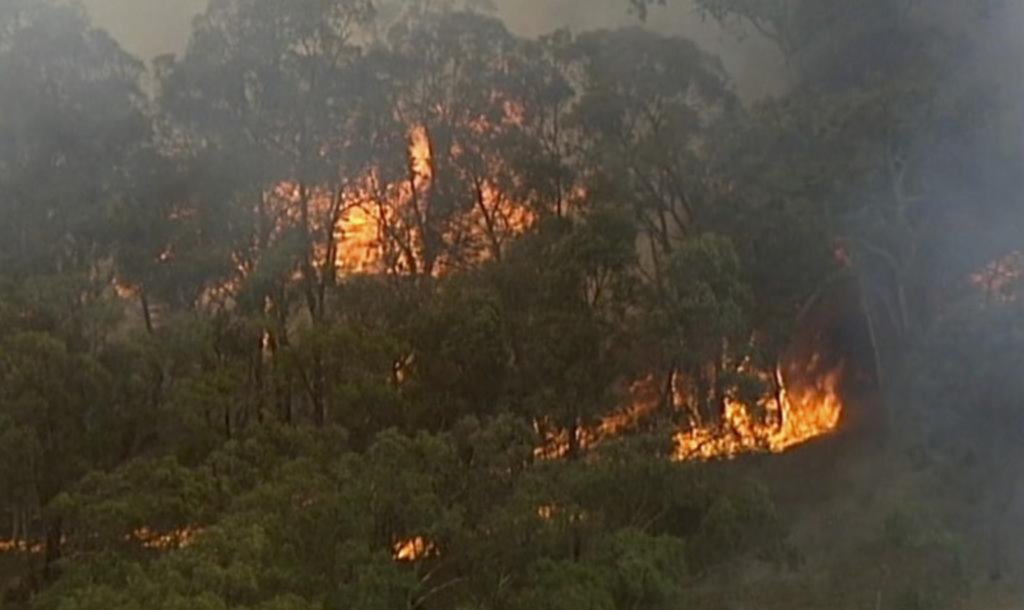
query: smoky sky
[
  {"left": 81, "top": 0, "right": 786, "bottom": 100},
  {"left": 81, "top": 0, "right": 208, "bottom": 59},
  {"left": 498, "top": 0, "right": 785, "bottom": 99}
]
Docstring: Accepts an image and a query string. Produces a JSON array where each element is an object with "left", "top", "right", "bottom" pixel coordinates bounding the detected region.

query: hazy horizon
[{"left": 82, "top": 0, "right": 786, "bottom": 99}]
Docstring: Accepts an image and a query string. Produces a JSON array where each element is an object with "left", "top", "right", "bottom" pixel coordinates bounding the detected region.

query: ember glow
[
  {"left": 131, "top": 527, "right": 200, "bottom": 551},
  {"left": 0, "top": 539, "right": 41, "bottom": 554},
  {"left": 393, "top": 536, "right": 436, "bottom": 562}
]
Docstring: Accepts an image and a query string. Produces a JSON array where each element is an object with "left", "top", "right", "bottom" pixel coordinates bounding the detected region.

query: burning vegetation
[{"left": 673, "top": 363, "right": 844, "bottom": 459}]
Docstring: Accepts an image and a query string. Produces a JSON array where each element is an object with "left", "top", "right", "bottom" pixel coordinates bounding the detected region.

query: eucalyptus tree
[
  {"left": 360, "top": 10, "right": 564, "bottom": 276},
  {"left": 0, "top": 0, "right": 148, "bottom": 282},
  {"left": 156, "top": 0, "right": 381, "bottom": 426},
  {"left": 158, "top": 0, "right": 379, "bottom": 323},
  {"left": 699, "top": 0, "right": 1024, "bottom": 387},
  {"left": 563, "top": 27, "right": 738, "bottom": 277},
  {"left": 552, "top": 28, "right": 760, "bottom": 426},
  {"left": 0, "top": 0, "right": 152, "bottom": 573}
]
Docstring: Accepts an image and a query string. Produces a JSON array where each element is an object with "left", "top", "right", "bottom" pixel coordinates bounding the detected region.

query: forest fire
[
  {"left": 393, "top": 537, "right": 436, "bottom": 562},
  {"left": 409, "top": 125, "right": 433, "bottom": 183},
  {"left": 532, "top": 362, "right": 846, "bottom": 462},
  {"left": 673, "top": 365, "right": 844, "bottom": 460},
  {"left": 295, "top": 121, "right": 533, "bottom": 277}
]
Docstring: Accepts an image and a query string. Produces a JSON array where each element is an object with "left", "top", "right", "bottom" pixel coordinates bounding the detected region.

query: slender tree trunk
[
  {"left": 473, "top": 176, "right": 504, "bottom": 262},
  {"left": 566, "top": 418, "right": 580, "bottom": 460},
  {"left": 713, "top": 349, "right": 727, "bottom": 424},
  {"left": 254, "top": 335, "right": 267, "bottom": 425},
  {"left": 19, "top": 507, "right": 29, "bottom": 549},
  {"left": 772, "top": 364, "right": 786, "bottom": 431},
  {"left": 661, "top": 362, "right": 677, "bottom": 412},
  {"left": 298, "top": 184, "right": 322, "bottom": 323},
  {"left": 140, "top": 290, "right": 154, "bottom": 335},
  {"left": 312, "top": 365, "right": 326, "bottom": 428},
  {"left": 269, "top": 287, "right": 294, "bottom": 425},
  {"left": 858, "top": 283, "right": 885, "bottom": 393},
  {"left": 43, "top": 517, "right": 62, "bottom": 580},
  {"left": 693, "top": 364, "right": 712, "bottom": 426}
]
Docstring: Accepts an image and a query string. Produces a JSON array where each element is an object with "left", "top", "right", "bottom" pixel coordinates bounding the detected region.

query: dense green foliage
[{"left": 2, "top": 0, "right": 1024, "bottom": 608}]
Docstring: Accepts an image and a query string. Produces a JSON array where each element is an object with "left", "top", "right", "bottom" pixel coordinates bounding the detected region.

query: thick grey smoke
[{"left": 81, "top": 0, "right": 785, "bottom": 100}]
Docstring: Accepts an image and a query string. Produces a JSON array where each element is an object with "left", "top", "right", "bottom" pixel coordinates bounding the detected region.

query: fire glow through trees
[{"left": 264, "top": 122, "right": 848, "bottom": 463}]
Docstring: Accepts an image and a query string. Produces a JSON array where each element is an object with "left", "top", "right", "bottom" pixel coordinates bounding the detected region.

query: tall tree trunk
[
  {"left": 858, "top": 282, "right": 886, "bottom": 394},
  {"left": 772, "top": 364, "right": 786, "bottom": 431},
  {"left": 140, "top": 290, "right": 154, "bottom": 335},
  {"left": 312, "top": 358, "right": 326, "bottom": 428},
  {"left": 660, "top": 362, "right": 677, "bottom": 412},
  {"left": 566, "top": 418, "right": 580, "bottom": 460},
  {"left": 298, "top": 184, "right": 322, "bottom": 323},
  {"left": 43, "top": 517, "right": 62, "bottom": 580}
]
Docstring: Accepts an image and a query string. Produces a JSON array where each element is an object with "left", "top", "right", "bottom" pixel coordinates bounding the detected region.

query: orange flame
[
  {"left": 534, "top": 362, "right": 845, "bottom": 462},
  {"left": 393, "top": 536, "right": 436, "bottom": 562},
  {"left": 673, "top": 366, "right": 844, "bottom": 460},
  {"left": 331, "top": 123, "right": 533, "bottom": 275},
  {"left": 409, "top": 125, "right": 433, "bottom": 184}
]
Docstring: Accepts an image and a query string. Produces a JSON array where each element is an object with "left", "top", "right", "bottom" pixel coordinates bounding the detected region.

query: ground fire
[
  {"left": 532, "top": 358, "right": 846, "bottom": 462},
  {"left": 673, "top": 363, "right": 845, "bottom": 460}
]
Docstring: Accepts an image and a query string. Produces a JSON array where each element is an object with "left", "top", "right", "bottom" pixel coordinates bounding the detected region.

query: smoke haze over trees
[
  {"left": 81, "top": 0, "right": 785, "bottom": 99},
  {"left": 2, "top": 0, "right": 1024, "bottom": 609}
]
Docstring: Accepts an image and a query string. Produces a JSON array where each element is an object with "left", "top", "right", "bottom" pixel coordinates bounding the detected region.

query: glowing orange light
[
  {"left": 393, "top": 536, "right": 435, "bottom": 562},
  {"left": 409, "top": 125, "right": 433, "bottom": 184},
  {"left": 0, "top": 539, "right": 42, "bottom": 554},
  {"left": 534, "top": 362, "right": 845, "bottom": 462},
  {"left": 131, "top": 527, "right": 200, "bottom": 550},
  {"left": 673, "top": 366, "right": 844, "bottom": 460}
]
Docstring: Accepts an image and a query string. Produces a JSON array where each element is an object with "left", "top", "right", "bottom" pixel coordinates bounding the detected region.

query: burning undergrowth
[
  {"left": 534, "top": 352, "right": 847, "bottom": 462},
  {"left": 673, "top": 361, "right": 845, "bottom": 460}
]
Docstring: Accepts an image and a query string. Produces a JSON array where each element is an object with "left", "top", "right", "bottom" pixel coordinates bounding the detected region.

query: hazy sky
[
  {"left": 83, "top": 0, "right": 207, "bottom": 59},
  {"left": 81, "top": 0, "right": 785, "bottom": 99},
  {"left": 497, "top": 0, "right": 785, "bottom": 98}
]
